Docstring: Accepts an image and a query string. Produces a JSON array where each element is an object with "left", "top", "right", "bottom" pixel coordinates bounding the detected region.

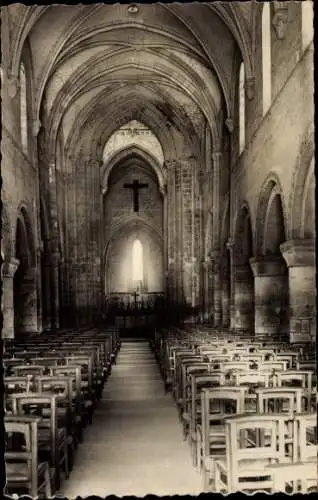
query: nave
[{"left": 58, "top": 340, "right": 202, "bottom": 498}]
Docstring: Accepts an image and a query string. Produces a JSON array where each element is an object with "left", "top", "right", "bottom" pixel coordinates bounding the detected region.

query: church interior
[{"left": 1, "top": 2, "right": 316, "bottom": 497}]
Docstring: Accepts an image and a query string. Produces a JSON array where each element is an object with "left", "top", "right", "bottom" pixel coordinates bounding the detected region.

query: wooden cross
[{"left": 124, "top": 179, "right": 148, "bottom": 212}]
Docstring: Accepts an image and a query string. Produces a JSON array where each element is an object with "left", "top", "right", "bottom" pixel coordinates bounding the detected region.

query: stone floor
[{"left": 58, "top": 341, "right": 202, "bottom": 498}]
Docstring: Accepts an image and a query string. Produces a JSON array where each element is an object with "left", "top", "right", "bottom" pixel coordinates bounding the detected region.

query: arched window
[
  {"left": 239, "top": 62, "right": 245, "bottom": 154},
  {"left": 262, "top": 3, "right": 272, "bottom": 116},
  {"left": 302, "top": 1, "right": 314, "bottom": 51},
  {"left": 132, "top": 239, "right": 143, "bottom": 285},
  {"left": 19, "top": 63, "right": 28, "bottom": 153}
]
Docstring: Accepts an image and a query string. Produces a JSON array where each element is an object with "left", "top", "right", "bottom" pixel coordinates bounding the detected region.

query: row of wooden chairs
[
  {"left": 3, "top": 327, "right": 121, "bottom": 499},
  {"left": 152, "top": 326, "right": 317, "bottom": 494}
]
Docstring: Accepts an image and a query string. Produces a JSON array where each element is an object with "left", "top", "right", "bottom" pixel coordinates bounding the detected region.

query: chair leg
[
  {"left": 44, "top": 463, "right": 52, "bottom": 497},
  {"left": 64, "top": 440, "right": 70, "bottom": 479}
]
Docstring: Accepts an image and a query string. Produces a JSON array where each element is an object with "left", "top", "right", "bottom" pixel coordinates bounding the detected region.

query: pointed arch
[{"left": 255, "top": 173, "right": 287, "bottom": 256}]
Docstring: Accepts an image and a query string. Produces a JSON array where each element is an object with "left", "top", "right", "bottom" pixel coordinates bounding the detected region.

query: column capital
[
  {"left": 163, "top": 159, "right": 179, "bottom": 170},
  {"left": 249, "top": 256, "right": 287, "bottom": 277},
  {"left": 32, "top": 120, "right": 42, "bottom": 137},
  {"left": 245, "top": 76, "right": 255, "bottom": 100},
  {"left": 212, "top": 151, "right": 222, "bottom": 162},
  {"left": 202, "top": 256, "right": 212, "bottom": 268},
  {"left": 51, "top": 252, "right": 61, "bottom": 265},
  {"left": 226, "top": 239, "right": 235, "bottom": 250},
  {"left": 272, "top": 2, "right": 289, "bottom": 40},
  {"left": 7, "top": 73, "right": 19, "bottom": 99},
  {"left": 225, "top": 117, "right": 234, "bottom": 133},
  {"left": 280, "top": 239, "right": 315, "bottom": 267},
  {"left": 1, "top": 257, "right": 20, "bottom": 278}
]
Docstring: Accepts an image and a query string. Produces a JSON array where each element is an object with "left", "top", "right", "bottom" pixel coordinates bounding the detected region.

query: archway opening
[
  {"left": 263, "top": 190, "right": 289, "bottom": 335},
  {"left": 233, "top": 208, "right": 254, "bottom": 331},
  {"left": 13, "top": 217, "right": 35, "bottom": 335},
  {"left": 40, "top": 200, "right": 52, "bottom": 330}
]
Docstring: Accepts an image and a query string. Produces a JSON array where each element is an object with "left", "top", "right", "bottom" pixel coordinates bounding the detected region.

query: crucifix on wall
[{"left": 124, "top": 179, "right": 148, "bottom": 212}]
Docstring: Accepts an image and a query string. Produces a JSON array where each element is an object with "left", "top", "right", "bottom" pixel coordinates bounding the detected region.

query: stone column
[
  {"left": 202, "top": 258, "right": 212, "bottom": 321},
  {"left": 41, "top": 255, "right": 53, "bottom": 331},
  {"left": 51, "top": 252, "right": 61, "bottom": 329},
  {"left": 226, "top": 240, "right": 236, "bottom": 329},
  {"left": 20, "top": 268, "right": 38, "bottom": 333},
  {"left": 280, "top": 239, "right": 316, "bottom": 342},
  {"left": 211, "top": 251, "right": 222, "bottom": 326},
  {"left": 212, "top": 152, "right": 221, "bottom": 248},
  {"left": 221, "top": 255, "right": 231, "bottom": 327},
  {"left": 1, "top": 258, "right": 20, "bottom": 338},
  {"left": 165, "top": 160, "right": 178, "bottom": 303},
  {"left": 250, "top": 256, "right": 288, "bottom": 337},
  {"left": 232, "top": 265, "right": 254, "bottom": 331}
]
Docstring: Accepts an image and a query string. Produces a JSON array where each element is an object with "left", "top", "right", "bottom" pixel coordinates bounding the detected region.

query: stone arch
[
  {"left": 101, "top": 145, "right": 166, "bottom": 196},
  {"left": 103, "top": 216, "right": 164, "bottom": 296},
  {"left": 263, "top": 187, "right": 286, "bottom": 256},
  {"left": 255, "top": 173, "right": 287, "bottom": 256},
  {"left": 301, "top": 157, "right": 315, "bottom": 239},
  {"left": 290, "top": 134, "right": 315, "bottom": 239},
  {"left": 232, "top": 202, "right": 254, "bottom": 331}
]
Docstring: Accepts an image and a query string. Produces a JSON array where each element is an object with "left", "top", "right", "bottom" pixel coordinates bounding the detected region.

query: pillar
[
  {"left": 165, "top": 160, "right": 178, "bottom": 303},
  {"left": 211, "top": 252, "right": 222, "bottom": 326},
  {"left": 250, "top": 256, "right": 288, "bottom": 337},
  {"left": 221, "top": 255, "right": 230, "bottom": 327},
  {"left": 202, "top": 257, "right": 213, "bottom": 321},
  {"left": 20, "top": 268, "right": 38, "bottom": 333},
  {"left": 42, "top": 255, "right": 53, "bottom": 330},
  {"left": 232, "top": 265, "right": 254, "bottom": 331},
  {"left": 280, "top": 239, "right": 316, "bottom": 343},
  {"left": 1, "top": 258, "right": 20, "bottom": 338},
  {"left": 51, "top": 252, "right": 61, "bottom": 329}
]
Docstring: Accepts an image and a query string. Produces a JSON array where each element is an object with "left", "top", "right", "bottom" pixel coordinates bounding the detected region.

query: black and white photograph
[{"left": 1, "top": 1, "right": 316, "bottom": 498}]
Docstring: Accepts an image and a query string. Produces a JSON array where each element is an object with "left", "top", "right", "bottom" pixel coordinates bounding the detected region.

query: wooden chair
[
  {"left": 201, "top": 387, "right": 246, "bottom": 490},
  {"left": 35, "top": 375, "right": 74, "bottom": 469},
  {"left": 11, "top": 392, "right": 67, "bottom": 491},
  {"left": 214, "top": 414, "right": 290, "bottom": 493},
  {"left": 50, "top": 365, "right": 83, "bottom": 443},
  {"left": 274, "top": 370, "right": 314, "bottom": 411},
  {"left": 4, "top": 416, "right": 52, "bottom": 499},
  {"left": 12, "top": 365, "right": 47, "bottom": 377},
  {"left": 266, "top": 461, "right": 317, "bottom": 493}
]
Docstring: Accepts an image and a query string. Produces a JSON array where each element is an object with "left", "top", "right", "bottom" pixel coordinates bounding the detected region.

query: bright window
[
  {"left": 132, "top": 239, "right": 143, "bottom": 283},
  {"left": 262, "top": 3, "right": 272, "bottom": 116},
  {"left": 239, "top": 62, "right": 245, "bottom": 154},
  {"left": 19, "top": 63, "right": 28, "bottom": 153}
]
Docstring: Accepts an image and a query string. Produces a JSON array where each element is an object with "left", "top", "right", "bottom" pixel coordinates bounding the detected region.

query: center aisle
[{"left": 59, "top": 340, "right": 202, "bottom": 497}]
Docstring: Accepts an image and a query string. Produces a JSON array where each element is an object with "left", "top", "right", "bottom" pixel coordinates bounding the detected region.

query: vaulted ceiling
[{"left": 2, "top": 3, "right": 260, "bottom": 158}]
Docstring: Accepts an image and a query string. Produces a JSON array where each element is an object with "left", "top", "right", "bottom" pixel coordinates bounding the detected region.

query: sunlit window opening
[
  {"left": 239, "top": 62, "right": 245, "bottom": 154},
  {"left": 132, "top": 239, "right": 143, "bottom": 285},
  {"left": 19, "top": 63, "right": 28, "bottom": 153},
  {"left": 302, "top": 1, "right": 314, "bottom": 51},
  {"left": 262, "top": 3, "right": 272, "bottom": 116}
]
